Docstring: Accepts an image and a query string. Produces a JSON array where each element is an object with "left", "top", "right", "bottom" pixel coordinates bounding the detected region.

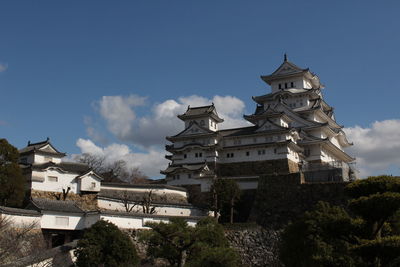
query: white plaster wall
[
  {"left": 101, "top": 185, "right": 187, "bottom": 198},
  {"left": 219, "top": 147, "right": 288, "bottom": 163},
  {"left": 98, "top": 198, "right": 205, "bottom": 217},
  {"left": 100, "top": 215, "right": 145, "bottom": 229},
  {"left": 1, "top": 214, "right": 41, "bottom": 229},
  {"left": 31, "top": 169, "right": 79, "bottom": 194},
  {"left": 270, "top": 77, "right": 304, "bottom": 93},
  {"left": 40, "top": 212, "right": 85, "bottom": 230},
  {"left": 34, "top": 154, "right": 62, "bottom": 164},
  {"left": 80, "top": 175, "right": 101, "bottom": 192}
]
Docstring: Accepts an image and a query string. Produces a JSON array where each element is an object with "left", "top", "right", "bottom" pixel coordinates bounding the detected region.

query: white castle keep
[{"left": 162, "top": 55, "right": 356, "bottom": 191}]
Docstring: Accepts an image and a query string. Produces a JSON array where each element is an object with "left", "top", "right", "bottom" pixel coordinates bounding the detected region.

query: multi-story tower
[{"left": 162, "top": 56, "right": 356, "bottom": 191}]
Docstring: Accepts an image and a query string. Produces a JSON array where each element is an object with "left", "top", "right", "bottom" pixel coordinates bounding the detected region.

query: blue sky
[{"left": 1, "top": 1, "right": 400, "bottom": 177}]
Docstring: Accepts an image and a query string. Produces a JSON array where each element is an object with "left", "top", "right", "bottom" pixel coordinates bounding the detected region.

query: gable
[
  {"left": 78, "top": 171, "right": 103, "bottom": 182},
  {"left": 255, "top": 120, "right": 285, "bottom": 132},
  {"left": 271, "top": 61, "right": 306, "bottom": 76},
  {"left": 273, "top": 103, "right": 318, "bottom": 127},
  {"left": 176, "top": 123, "right": 212, "bottom": 137}
]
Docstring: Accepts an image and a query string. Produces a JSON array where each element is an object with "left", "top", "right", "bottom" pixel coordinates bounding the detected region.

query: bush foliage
[
  {"left": 141, "top": 217, "right": 239, "bottom": 267},
  {"left": 280, "top": 175, "right": 400, "bottom": 267},
  {"left": 74, "top": 220, "right": 139, "bottom": 267}
]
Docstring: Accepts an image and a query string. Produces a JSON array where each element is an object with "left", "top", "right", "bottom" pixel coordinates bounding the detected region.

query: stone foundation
[
  {"left": 225, "top": 226, "right": 282, "bottom": 267},
  {"left": 30, "top": 190, "right": 98, "bottom": 211},
  {"left": 251, "top": 173, "right": 349, "bottom": 228},
  {"left": 217, "top": 159, "right": 299, "bottom": 177}
]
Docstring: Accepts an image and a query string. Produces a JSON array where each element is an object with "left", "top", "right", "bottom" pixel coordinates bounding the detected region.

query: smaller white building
[
  {"left": 0, "top": 138, "right": 209, "bottom": 247},
  {"left": 19, "top": 139, "right": 102, "bottom": 195}
]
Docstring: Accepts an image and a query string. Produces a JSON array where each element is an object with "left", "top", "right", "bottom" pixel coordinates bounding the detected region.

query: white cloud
[
  {"left": 344, "top": 119, "right": 400, "bottom": 177},
  {"left": 93, "top": 94, "right": 249, "bottom": 147},
  {"left": 0, "top": 63, "right": 8, "bottom": 72},
  {"left": 76, "top": 138, "right": 167, "bottom": 178},
  {"left": 96, "top": 95, "right": 146, "bottom": 140}
]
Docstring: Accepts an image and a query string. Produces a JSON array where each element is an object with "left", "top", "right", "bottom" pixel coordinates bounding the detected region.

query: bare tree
[
  {"left": 120, "top": 191, "right": 137, "bottom": 212},
  {"left": 140, "top": 190, "right": 156, "bottom": 214},
  {"left": 75, "top": 153, "right": 149, "bottom": 183},
  {"left": 76, "top": 153, "right": 106, "bottom": 173},
  {"left": 0, "top": 216, "right": 46, "bottom": 265},
  {"left": 51, "top": 186, "right": 71, "bottom": 201}
]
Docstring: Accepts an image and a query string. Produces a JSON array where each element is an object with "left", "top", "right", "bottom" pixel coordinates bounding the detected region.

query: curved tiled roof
[
  {"left": 30, "top": 198, "right": 84, "bottom": 213},
  {"left": 31, "top": 161, "right": 91, "bottom": 174}
]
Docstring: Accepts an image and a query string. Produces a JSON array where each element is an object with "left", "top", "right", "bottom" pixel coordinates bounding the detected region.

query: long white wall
[
  {"left": 101, "top": 184, "right": 188, "bottom": 198},
  {"left": 98, "top": 197, "right": 206, "bottom": 216}
]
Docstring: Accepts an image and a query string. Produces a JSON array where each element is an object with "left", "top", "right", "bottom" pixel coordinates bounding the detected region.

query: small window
[
  {"left": 91, "top": 182, "right": 96, "bottom": 188},
  {"left": 226, "top": 153, "right": 230, "bottom": 158},
  {"left": 258, "top": 150, "right": 265, "bottom": 155},
  {"left": 274, "top": 148, "right": 277, "bottom": 154},
  {"left": 199, "top": 153, "right": 202, "bottom": 157},
  {"left": 48, "top": 176, "right": 58, "bottom": 182},
  {"left": 184, "top": 154, "right": 187, "bottom": 159},
  {"left": 279, "top": 84, "right": 282, "bottom": 89},
  {"left": 188, "top": 174, "right": 191, "bottom": 178},
  {"left": 55, "top": 217, "right": 69, "bottom": 226},
  {"left": 285, "top": 83, "right": 288, "bottom": 89},
  {"left": 246, "top": 151, "right": 250, "bottom": 156},
  {"left": 234, "top": 139, "right": 241, "bottom": 145},
  {"left": 291, "top": 82, "right": 294, "bottom": 88},
  {"left": 195, "top": 153, "right": 198, "bottom": 157}
]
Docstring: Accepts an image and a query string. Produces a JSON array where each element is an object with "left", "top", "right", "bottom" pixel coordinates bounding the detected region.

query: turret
[
  {"left": 177, "top": 104, "right": 224, "bottom": 132},
  {"left": 261, "top": 54, "right": 324, "bottom": 94}
]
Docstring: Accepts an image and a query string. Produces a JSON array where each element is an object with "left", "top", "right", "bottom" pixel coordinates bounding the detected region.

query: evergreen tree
[
  {"left": 280, "top": 175, "right": 400, "bottom": 267},
  {"left": 141, "top": 217, "right": 239, "bottom": 267},
  {"left": 74, "top": 220, "right": 139, "bottom": 267},
  {"left": 211, "top": 179, "right": 241, "bottom": 223},
  {"left": 0, "top": 139, "right": 25, "bottom": 207}
]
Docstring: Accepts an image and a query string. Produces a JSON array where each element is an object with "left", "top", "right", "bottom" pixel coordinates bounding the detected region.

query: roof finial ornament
[
  {"left": 28, "top": 141, "right": 31, "bottom": 146},
  {"left": 284, "top": 53, "right": 288, "bottom": 62},
  {"left": 46, "top": 137, "right": 50, "bottom": 142}
]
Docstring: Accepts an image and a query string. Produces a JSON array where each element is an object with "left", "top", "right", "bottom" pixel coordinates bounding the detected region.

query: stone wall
[
  {"left": 224, "top": 226, "right": 282, "bottom": 267},
  {"left": 251, "top": 173, "right": 349, "bottom": 228},
  {"left": 31, "top": 190, "right": 98, "bottom": 211},
  {"left": 217, "top": 159, "right": 299, "bottom": 177}
]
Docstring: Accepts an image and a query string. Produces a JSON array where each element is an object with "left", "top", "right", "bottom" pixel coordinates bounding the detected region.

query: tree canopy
[
  {"left": 141, "top": 217, "right": 239, "bottom": 267},
  {"left": 0, "top": 139, "right": 26, "bottom": 207},
  {"left": 74, "top": 220, "right": 139, "bottom": 267},
  {"left": 280, "top": 175, "right": 400, "bottom": 267},
  {"left": 210, "top": 179, "right": 241, "bottom": 223}
]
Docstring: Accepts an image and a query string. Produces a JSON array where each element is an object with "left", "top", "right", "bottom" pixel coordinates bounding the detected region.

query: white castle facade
[{"left": 163, "top": 56, "right": 356, "bottom": 191}]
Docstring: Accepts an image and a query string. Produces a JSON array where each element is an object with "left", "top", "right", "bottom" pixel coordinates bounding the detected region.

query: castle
[
  {"left": 1, "top": 139, "right": 207, "bottom": 247},
  {"left": 163, "top": 55, "right": 356, "bottom": 192}
]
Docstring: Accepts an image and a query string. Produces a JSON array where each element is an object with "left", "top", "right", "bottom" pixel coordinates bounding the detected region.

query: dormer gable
[
  {"left": 255, "top": 119, "right": 287, "bottom": 132},
  {"left": 77, "top": 170, "right": 103, "bottom": 192},
  {"left": 173, "top": 121, "right": 213, "bottom": 137}
]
